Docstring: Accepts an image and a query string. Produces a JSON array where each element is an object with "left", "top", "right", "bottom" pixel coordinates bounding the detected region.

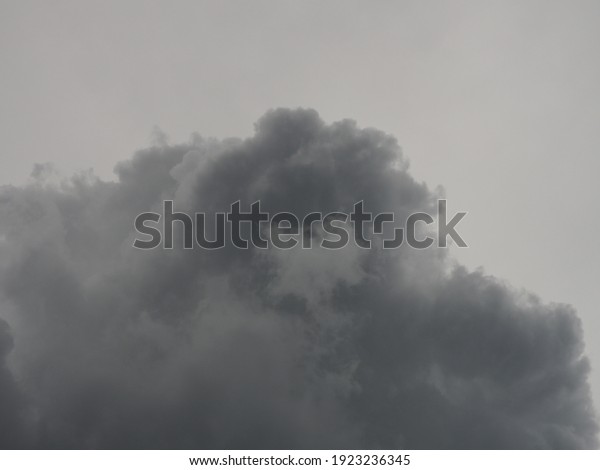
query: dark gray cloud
[{"left": 0, "top": 109, "right": 596, "bottom": 449}]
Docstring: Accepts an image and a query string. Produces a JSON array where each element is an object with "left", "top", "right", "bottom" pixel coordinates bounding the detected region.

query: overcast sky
[{"left": 1, "top": 0, "right": 600, "bottom": 443}]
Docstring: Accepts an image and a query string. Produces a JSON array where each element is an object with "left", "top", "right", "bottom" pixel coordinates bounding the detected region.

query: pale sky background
[{"left": 1, "top": 0, "right": 600, "bottom": 410}]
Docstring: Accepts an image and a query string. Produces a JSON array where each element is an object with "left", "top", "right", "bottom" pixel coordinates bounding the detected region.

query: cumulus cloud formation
[{"left": 0, "top": 108, "right": 597, "bottom": 449}]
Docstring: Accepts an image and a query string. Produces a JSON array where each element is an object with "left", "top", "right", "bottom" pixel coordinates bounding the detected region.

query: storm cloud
[{"left": 0, "top": 108, "right": 596, "bottom": 449}]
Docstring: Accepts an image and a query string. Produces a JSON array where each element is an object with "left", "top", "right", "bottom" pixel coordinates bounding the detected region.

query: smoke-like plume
[{"left": 0, "top": 109, "right": 596, "bottom": 448}]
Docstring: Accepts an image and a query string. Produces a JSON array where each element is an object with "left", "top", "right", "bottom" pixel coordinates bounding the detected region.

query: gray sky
[{"left": 1, "top": 0, "right": 600, "bottom": 411}]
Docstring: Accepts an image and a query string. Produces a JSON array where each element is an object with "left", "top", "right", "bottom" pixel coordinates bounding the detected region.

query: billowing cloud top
[{"left": 0, "top": 109, "right": 597, "bottom": 449}]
